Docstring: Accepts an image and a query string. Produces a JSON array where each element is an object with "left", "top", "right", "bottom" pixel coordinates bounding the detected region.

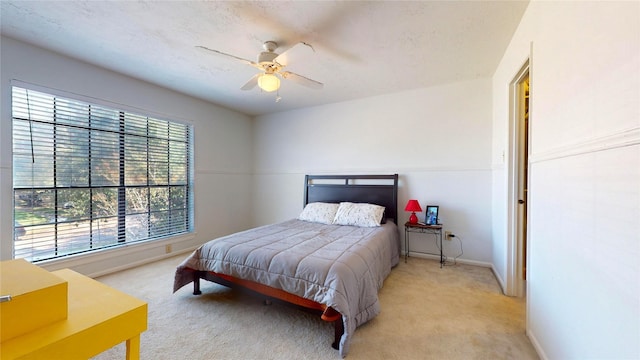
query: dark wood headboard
[{"left": 303, "top": 174, "right": 399, "bottom": 224}]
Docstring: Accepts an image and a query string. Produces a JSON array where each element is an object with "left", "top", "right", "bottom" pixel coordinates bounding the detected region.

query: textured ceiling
[{"left": 1, "top": 1, "right": 529, "bottom": 116}]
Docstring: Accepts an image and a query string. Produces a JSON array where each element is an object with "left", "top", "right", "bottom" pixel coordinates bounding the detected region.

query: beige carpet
[{"left": 91, "top": 255, "right": 539, "bottom": 360}]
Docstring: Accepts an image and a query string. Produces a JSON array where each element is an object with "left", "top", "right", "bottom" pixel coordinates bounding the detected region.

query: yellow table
[{"left": 1, "top": 269, "right": 147, "bottom": 360}]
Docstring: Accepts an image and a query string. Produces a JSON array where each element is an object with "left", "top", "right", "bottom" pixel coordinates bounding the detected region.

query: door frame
[{"left": 506, "top": 58, "right": 530, "bottom": 297}]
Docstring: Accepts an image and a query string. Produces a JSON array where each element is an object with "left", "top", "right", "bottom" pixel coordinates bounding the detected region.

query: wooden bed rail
[{"left": 193, "top": 270, "right": 343, "bottom": 349}]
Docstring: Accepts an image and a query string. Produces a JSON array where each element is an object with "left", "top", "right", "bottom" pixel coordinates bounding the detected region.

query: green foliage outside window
[{"left": 12, "top": 86, "right": 194, "bottom": 262}]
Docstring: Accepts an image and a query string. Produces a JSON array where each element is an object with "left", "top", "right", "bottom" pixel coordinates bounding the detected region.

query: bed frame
[
  {"left": 303, "top": 174, "right": 399, "bottom": 223},
  {"left": 191, "top": 174, "right": 399, "bottom": 350}
]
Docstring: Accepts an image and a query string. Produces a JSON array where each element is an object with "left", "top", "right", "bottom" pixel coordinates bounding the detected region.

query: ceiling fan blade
[
  {"left": 280, "top": 71, "right": 323, "bottom": 90},
  {"left": 241, "top": 73, "right": 259, "bottom": 91},
  {"left": 273, "top": 42, "right": 315, "bottom": 67},
  {"left": 196, "top": 46, "right": 261, "bottom": 69}
]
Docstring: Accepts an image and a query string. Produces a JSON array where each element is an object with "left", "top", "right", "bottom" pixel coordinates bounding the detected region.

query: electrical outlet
[
  {"left": 165, "top": 244, "right": 172, "bottom": 253},
  {"left": 444, "top": 231, "right": 453, "bottom": 240}
]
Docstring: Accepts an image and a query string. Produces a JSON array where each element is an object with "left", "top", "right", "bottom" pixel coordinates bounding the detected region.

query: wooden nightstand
[{"left": 404, "top": 221, "right": 444, "bottom": 268}]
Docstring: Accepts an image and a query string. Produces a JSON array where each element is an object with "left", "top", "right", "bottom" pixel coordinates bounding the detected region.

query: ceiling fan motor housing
[
  {"left": 257, "top": 51, "right": 278, "bottom": 65},
  {"left": 257, "top": 40, "right": 279, "bottom": 65}
]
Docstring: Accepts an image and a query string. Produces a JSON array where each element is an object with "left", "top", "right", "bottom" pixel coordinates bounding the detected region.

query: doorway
[
  {"left": 518, "top": 73, "right": 529, "bottom": 283},
  {"left": 506, "top": 60, "right": 529, "bottom": 297}
]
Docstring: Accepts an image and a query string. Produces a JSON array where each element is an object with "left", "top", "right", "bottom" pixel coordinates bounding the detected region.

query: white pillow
[
  {"left": 332, "top": 202, "right": 385, "bottom": 227},
  {"left": 298, "top": 202, "right": 340, "bottom": 224}
]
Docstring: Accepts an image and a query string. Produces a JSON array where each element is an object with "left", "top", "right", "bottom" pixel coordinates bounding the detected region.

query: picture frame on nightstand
[{"left": 425, "top": 205, "right": 439, "bottom": 225}]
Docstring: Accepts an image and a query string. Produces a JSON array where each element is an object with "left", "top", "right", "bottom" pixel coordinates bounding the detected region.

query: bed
[{"left": 173, "top": 174, "right": 399, "bottom": 357}]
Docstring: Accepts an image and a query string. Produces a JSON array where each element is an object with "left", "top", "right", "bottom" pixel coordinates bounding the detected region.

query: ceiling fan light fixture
[{"left": 258, "top": 73, "right": 280, "bottom": 92}]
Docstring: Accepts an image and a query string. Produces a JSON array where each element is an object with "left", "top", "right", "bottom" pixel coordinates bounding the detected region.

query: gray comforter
[{"left": 173, "top": 219, "right": 400, "bottom": 357}]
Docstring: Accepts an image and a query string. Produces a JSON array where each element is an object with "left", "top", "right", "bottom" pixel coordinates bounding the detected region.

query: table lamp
[{"left": 404, "top": 199, "right": 422, "bottom": 224}]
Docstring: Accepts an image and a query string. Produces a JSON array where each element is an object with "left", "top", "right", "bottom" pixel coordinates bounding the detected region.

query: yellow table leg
[
  {"left": 126, "top": 335, "right": 141, "bottom": 360},
  {"left": 0, "top": 268, "right": 146, "bottom": 360}
]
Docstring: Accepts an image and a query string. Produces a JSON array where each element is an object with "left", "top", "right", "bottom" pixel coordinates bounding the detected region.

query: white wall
[
  {"left": 492, "top": 1, "right": 639, "bottom": 358},
  {"left": 0, "top": 36, "right": 253, "bottom": 276},
  {"left": 252, "top": 79, "right": 494, "bottom": 264}
]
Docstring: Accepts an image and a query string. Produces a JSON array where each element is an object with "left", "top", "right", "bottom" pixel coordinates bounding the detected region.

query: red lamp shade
[{"left": 404, "top": 199, "right": 422, "bottom": 224}]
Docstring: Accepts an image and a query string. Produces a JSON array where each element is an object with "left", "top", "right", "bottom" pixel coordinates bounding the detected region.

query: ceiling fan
[{"left": 197, "top": 41, "right": 324, "bottom": 93}]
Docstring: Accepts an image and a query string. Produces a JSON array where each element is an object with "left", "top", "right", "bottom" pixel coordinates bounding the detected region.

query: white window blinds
[{"left": 12, "top": 85, "right": 194, "bottom": 262}]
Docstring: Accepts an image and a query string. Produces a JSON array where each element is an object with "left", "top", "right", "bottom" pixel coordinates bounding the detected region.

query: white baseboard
[
  {"left": 491, "top": 263, "right": 507, "bottom": 294},
  {"left": 39, "top": 233, "right": 201, "bottom": 278},
  {"left": 87, "top": 247, "right": 197, "bottom": 278},
  {"left": 405, "top": 251, "right": 493, "bottom": 268},
  {"left": 527, "top": 328, "right": 549, "bottom": 360}
]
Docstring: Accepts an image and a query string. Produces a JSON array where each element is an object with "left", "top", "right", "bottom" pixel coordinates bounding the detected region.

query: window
[{"left": 12, "top": 85, "right": 194, "bottom": 262}]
